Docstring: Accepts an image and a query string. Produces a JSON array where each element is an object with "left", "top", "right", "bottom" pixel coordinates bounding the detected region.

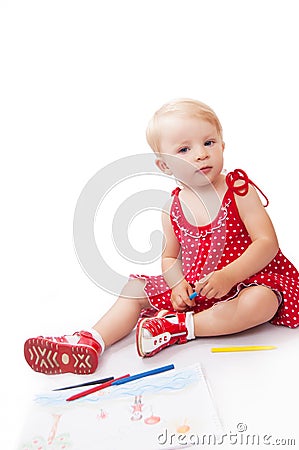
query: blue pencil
[{"left": 112, "top": 364, "right": 175, "bottom": 386}]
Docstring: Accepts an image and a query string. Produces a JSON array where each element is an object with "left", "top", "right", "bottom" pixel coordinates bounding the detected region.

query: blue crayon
[
  {"left": 189, "top": 292, "right": 198, "bottom": 300},
  {"left": 112, "top": 364, "right": 175, "bottom": 386}
]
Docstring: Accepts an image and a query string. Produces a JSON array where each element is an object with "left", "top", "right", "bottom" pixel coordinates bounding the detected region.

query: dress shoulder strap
[
  {"left": 171, "top": 186, "right": 181, "bottom": 197},
  {"left": 225, "top": 168, "right": 269, "bottom": 207}
]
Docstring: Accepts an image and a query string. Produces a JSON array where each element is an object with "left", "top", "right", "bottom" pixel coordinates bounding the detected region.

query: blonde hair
[{"left": 146, "top": 98, "right": 223, "bottom": 154}]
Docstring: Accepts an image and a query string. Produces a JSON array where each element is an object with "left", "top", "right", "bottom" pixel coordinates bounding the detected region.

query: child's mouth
[{"left": 196, "top": 166, "right": 212, "bottom": 174}]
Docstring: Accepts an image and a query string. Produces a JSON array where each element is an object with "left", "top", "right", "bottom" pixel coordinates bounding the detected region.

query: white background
[{"left": 1, "top": 1, "right": 299, "bottom": 448}]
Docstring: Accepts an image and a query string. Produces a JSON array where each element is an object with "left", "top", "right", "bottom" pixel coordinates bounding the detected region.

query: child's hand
[
  {"left": 195, "top": 269, "right": 235, "bottom": 299},
  {"left": 170, "top": 279, "right": 195, "bottom": 311}
]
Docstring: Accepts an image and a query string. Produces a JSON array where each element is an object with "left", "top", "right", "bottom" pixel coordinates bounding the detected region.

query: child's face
[{"left": 155, "top": 115, "right": 225, "bottom": 188}]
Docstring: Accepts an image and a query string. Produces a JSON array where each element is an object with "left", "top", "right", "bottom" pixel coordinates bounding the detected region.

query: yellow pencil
[{"left": 211, "top": 345, "right": 277, "bottom": 353}]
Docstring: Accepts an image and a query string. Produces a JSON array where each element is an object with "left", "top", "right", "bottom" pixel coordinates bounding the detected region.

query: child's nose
[{"left": 195, "top": 146, "right": 208, "bottom": 160}]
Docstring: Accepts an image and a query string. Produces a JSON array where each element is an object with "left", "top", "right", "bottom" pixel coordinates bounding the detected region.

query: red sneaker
[
  {"left": 136, "top": 311, "right": 188, "bottom": 357},
  {"left": 24, "top": 331, "right": 102, "bottom": 375}
]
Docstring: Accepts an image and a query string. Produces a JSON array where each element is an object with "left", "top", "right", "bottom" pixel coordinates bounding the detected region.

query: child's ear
[{"left": 155, "top": 158, "right": 172, "bottom": 175}]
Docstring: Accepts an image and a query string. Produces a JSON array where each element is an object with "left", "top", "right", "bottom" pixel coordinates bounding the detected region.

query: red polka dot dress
[{"left": 131, "top": 169, "right": 299, "bottom": 328}]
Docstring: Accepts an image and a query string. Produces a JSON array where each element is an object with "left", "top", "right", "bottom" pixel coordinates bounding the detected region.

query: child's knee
[
  {"left": 121, "top": 278, "right": 147, "bottom": 304},
  {"left": 239, "top": 286, "right": 278, "bottom": 321}
]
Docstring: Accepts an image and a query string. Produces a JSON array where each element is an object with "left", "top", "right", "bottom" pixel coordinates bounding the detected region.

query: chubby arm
[
  {"left": 228, "top": 185, "right": 279, "bottom": 280},
  {"left": 161, "top": 202, "right": 194, "bottom": 310},
  {"left": 197, "top": 185, "right": 279, "bottom": 299}
]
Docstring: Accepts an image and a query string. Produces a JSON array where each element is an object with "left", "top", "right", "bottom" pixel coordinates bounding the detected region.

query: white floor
[{"left": 7, "top": 312, "right": 299, "bottom": 449}]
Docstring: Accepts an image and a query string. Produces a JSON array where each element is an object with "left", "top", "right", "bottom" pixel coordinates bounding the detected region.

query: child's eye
[
  {"left": 204, "top": 140, "right": 215, "bottom": 147},
  {"left": 178, "top": 147, "right": 189, "bottom": 153}
]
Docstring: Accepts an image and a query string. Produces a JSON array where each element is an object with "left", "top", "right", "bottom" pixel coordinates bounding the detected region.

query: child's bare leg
[
  {"left": 193, "top": 285, "right": 279, "bottom": 336},
  {"left": 92, "top": 279, "right": 150, "bottom": 347},
  {"left": 136, "top": 285, "right": 279, "bottom": 357},
  {"left": 24, "top": 278, "right": 149, "bottom": 374}
]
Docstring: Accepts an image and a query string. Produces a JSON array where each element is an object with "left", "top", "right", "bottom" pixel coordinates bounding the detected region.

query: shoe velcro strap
[{"left": 176, "top": 313, "right": 188, "bottom": 344}]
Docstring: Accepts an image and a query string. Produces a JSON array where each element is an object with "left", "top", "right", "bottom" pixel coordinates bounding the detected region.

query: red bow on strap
[{"left": 226, "top": 169, "right": 269, "bottom": 207}]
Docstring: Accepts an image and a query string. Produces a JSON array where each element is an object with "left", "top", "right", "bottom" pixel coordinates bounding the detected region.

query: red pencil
[{"left": 66, "top": 373, "right": 130, "bottom": 402}]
